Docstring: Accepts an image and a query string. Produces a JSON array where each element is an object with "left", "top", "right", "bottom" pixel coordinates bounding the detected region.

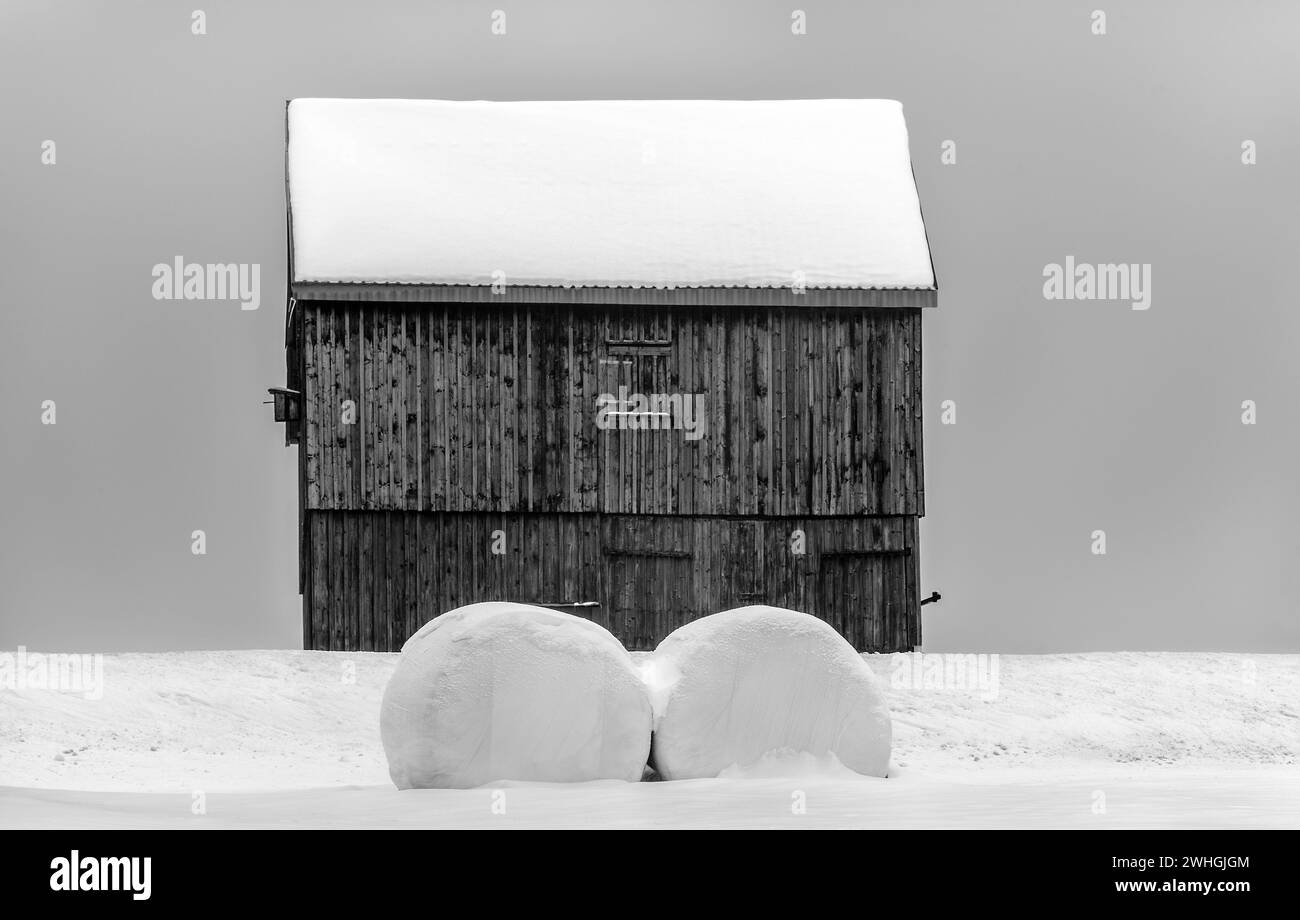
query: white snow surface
[
  {"left": 379, "top": 602, "right": 651, "bottom": 788},
  {"left": 288, "top": 98, "right": 936, "bottom": 290},
  {"left": 4, "top": 649, "right": 1299, "bottom": 827},
  {"left": 645, "top": 606, "right": 892, "bottom": 780}
]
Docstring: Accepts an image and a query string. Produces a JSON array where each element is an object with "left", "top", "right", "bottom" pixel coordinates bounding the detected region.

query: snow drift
[
  {"left": 645, "top": 606, "right": 892, "bottom": 780},
  {"left": 380, "top": 602, "right": 652, "bottom": 789}
]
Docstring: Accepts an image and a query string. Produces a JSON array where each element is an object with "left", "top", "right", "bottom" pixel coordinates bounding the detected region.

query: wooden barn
[{"left": 274, "top": 98, "right": 937, "bottom": 653}]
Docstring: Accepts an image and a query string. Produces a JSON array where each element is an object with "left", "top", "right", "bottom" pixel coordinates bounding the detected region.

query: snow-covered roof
[{"left": 286, "top": 98, "right": 936, "bottom": 299}]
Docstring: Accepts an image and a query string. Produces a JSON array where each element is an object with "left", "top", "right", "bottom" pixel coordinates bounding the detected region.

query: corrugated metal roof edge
[{"left": 288, "top": 283, "right": 937, "bottom": 308}]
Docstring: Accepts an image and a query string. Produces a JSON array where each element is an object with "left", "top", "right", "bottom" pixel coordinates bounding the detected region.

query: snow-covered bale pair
[{"left": 380, "top": 603, "right": 891, "bottom": 788}]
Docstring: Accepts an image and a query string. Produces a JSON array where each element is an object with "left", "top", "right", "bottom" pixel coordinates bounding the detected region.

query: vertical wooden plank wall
[
  {"left": 302, "top": 304, "right": 923, "bottom": 518},
  {"left": 298, "top": 301, "right": 925, "bottom": 653},
  {"left": 303, "top": 513, "right": 919, "bottom": 652}
]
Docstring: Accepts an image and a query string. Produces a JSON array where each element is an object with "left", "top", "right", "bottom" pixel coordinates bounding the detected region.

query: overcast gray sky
[{"left": 1, "top": 0, "right": 1296, "bottom": 653}]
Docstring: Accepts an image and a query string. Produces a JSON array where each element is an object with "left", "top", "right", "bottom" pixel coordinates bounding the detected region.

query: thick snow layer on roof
[{"left": 287, "top": 98, "right": 935, "bottom": 290}]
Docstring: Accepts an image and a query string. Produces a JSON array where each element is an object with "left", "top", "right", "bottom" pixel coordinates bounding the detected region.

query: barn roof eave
[{"left": 287, "top": 282, "right": 938, "bottom": 309}]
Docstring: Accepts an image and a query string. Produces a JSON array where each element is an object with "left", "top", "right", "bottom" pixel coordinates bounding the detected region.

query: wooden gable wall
[{"left": 299, "top": 302, "right": 924, "bottom": 518}]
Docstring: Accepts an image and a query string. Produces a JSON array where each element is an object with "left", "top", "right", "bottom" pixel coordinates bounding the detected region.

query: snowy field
[{"left": 2, "top": 651, "right": 1297, "bottom": 828}]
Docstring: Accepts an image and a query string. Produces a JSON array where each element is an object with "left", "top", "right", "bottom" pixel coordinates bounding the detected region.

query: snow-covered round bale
[
  {"left": 380, "top": 602, "right": 652, "bottom": 789},
  {"left": 645, "top": 606, "right": 892, "bottom": 780}
]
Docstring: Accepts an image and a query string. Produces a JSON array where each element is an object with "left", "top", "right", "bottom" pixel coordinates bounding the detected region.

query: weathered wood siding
[
  {"left": 300, "top": 303, "right": 923, "bottom": 517},
  {"left": 303, "top": 511, "right": 919, "bottom": 653}
]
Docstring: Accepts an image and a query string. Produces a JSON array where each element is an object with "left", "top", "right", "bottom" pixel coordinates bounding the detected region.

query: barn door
[
  {"left": 598, "top": 311, "right": 676, "bottom": 514},
  {"left": 815, "top": 549, "right": 911, "bottom": 652},
  {"left": 728, "top": 521, "right": 766, "bottom": 607},
  {"left": 603, "top": 516, "right": 695, "bottom": 650},
  {"left": 606, "top": 549, "right": 694, "bottom": 650}
]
